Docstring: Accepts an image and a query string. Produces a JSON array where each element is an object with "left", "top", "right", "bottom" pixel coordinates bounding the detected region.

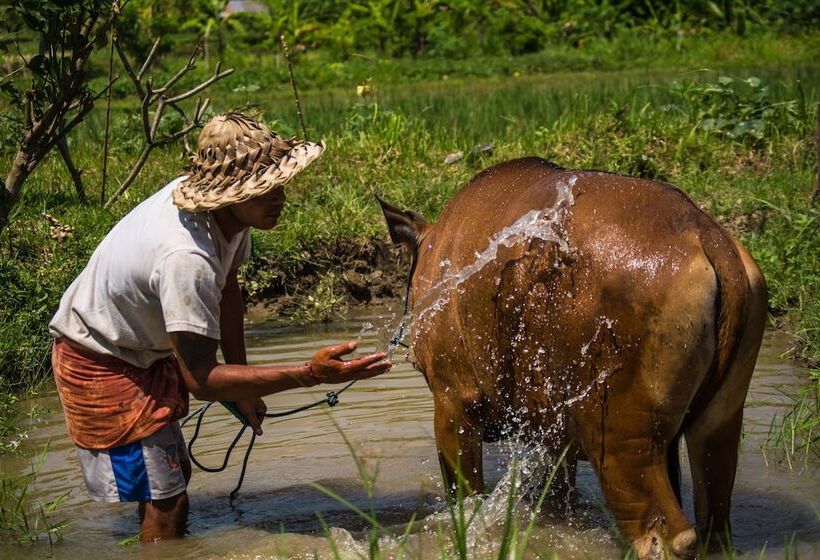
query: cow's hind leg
[
  {"left": 576, "top": 403, "right": 697, "bottom": 560},
  {"left": 577, "top": 253, "right": 721, "bottom": 559},
  {"left": 433, "top": 395, "right": 483, "bottom": 497},
  {"left": 684, "top": 347, "right": 758, "bottom": 551},
  {"left": 683, "top": 402, "right": 743, "bottom": 552},
  {"left": 684, "top": 243, "right": 767, "bottom": 552}
]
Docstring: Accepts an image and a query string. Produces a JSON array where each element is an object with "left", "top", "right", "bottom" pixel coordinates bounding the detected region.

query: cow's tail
[
  {"left": 668, "top": 220, "right": 751, "bottom": 504},
  {"left": 669, "top": 222, "right": 752, "bottom": 444},
  {"left": 700, "top": 226, "right": 751, "bottom": 398}
]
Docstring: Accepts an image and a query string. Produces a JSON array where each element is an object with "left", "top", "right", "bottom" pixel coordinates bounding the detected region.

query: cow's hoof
[
  {"left": 633, "top": 532, "right": 664, "bottom": 560},
  {"left": 634, "top": 526, "right": 698, "bottom": 559},
  {"left": 670, "top": 528, "right": 698, "bottom": 559}
]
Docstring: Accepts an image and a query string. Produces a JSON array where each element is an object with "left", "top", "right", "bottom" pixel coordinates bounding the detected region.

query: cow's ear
[{"left": 376, "top": 195, "right": 429, "bottom": 251}]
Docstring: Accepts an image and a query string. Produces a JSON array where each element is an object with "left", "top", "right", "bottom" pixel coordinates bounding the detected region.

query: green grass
[
  {"left": 3, "top": 55, "right": 819, "bottom": 379},
  {"left": 85, "top": 29, "right": 820, "bottom": 101},
  {"left": 0, "top": 442, "right": 70, "bottom": 545},
  {"left": 766, "top": 367, "right": 820, "bottom": 470}
]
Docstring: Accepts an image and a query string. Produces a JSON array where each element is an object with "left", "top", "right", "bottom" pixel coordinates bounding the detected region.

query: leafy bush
[
  {"left": 108, "top": 0, "right": 820, "bottom": 61},
  {"left": 667, "top": 75, "right": 804, "bottom": 145}
]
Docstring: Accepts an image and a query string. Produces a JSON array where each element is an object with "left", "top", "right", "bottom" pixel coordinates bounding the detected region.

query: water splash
[
  {"left": 354, "top": 174, "right": 610, "bottom": 555},
  {"left": 356, "top": 321, "right": 376, "bottom": 344},
  {"left": 464, "top": 441, "right": 553, "bottom": 551},
  {"left": 411, "top": 175, "right": 577, "bottom": 331},
  {"left": 376, "top": 176, "right": 577, "bottom": 369}
]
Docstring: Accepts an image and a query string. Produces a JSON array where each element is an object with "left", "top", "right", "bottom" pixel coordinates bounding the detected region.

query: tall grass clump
[
  {"left": 766, "top": 367, "right": 820, "bottom": 470},
  {"left": 0, "top": 443, "right": 70, "bottom": 545}
]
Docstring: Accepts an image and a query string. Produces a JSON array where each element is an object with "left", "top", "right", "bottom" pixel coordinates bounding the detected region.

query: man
[{"left": 49, "top": 113, "right": 391, "bottom": 542}]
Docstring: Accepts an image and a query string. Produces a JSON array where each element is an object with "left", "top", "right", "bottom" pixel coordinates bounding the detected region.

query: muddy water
[{"left": 2, "top": 309, "right": 818, "bottom": 559}]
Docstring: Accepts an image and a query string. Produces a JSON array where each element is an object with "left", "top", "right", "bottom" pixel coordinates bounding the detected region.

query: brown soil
[{"left": 240, "top": 236, "right": 410, "bottom": 320}]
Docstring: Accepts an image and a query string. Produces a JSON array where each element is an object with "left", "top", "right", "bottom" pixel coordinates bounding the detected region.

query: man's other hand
[{"left": 236, "top": 397, "right": 267, "bottom": 435}]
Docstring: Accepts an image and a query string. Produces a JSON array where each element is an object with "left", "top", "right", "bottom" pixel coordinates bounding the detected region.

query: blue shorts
[{"left": 75, "top": 422, "right": 189, "bottom": 503}]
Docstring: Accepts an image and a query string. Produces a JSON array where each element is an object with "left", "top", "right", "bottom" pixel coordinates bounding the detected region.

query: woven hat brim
[{"left": 173, "top": 140, "right": 326, "bottom": 212}]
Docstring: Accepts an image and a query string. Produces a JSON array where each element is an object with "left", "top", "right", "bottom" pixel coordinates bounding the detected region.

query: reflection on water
[{"left": 1, "top": 308, "right": 817, "bottom": 559}]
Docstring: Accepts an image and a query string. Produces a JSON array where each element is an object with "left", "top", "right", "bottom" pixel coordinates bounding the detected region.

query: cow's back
[{"left": 409, "top": 157, "right": 748, "bottom": 432}]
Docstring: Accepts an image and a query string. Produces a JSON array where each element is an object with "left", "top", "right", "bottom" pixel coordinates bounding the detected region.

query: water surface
[{"left": 1, "top": 309, "right": 817, "bottom": 558}]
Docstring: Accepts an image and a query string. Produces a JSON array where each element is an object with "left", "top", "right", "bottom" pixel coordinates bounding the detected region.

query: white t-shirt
[{"left": 49, "top": 177, "right": 251, "bottom": 368}]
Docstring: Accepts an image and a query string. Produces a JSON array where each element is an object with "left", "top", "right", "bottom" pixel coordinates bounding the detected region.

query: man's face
[{"left": 228, "top": 186, "right": 286, "bottom": 230}]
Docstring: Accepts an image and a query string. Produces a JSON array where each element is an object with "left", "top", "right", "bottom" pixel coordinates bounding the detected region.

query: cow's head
[{"left": 376, "top": 196, "right": 431, "bottom": 263}]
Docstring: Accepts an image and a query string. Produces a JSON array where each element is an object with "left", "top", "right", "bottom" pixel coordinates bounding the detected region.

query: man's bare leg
[
  {"left": 139, "top": 492, "right": 189, "bottom": 542},
  {"left": 138, "top": 448, "right": 190, "bottom": 532}
]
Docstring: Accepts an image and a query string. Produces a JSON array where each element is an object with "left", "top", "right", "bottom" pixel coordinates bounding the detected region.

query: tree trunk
[
  {"left": 1, "top": 149, "right": 35, "bottom": 237},
  {"left": 217, "top": 24, "right": 226, "bottom": 58},
  {"left": 57, "top": 137, "right": 86, "bottom": 203},
  {"left": 812, "top": 106, "right": 820, "bottom": 205}
]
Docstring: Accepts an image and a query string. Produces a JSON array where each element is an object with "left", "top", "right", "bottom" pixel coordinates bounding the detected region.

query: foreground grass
[{"left": 0, "top": 443, "right": 69, "bottom": 546}]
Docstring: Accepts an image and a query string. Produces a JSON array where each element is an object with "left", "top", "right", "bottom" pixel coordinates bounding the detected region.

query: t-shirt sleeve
[{"left": 156, "top": 251, "right": 222, "bottom": 339}]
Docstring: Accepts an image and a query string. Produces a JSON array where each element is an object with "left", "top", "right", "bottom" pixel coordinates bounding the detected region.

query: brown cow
[{"left": 379, "top": 157, "right": 767, "bottom": 559}]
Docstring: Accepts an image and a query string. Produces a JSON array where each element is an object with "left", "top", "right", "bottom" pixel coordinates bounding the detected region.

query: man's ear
[{"left": 375, "top": 195, "right": 429, "bottom": 253}]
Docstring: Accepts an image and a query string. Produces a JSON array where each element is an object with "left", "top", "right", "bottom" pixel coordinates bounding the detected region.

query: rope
[
  {"left": 180, "top": 381, "right": 356, "bottom": 500},
  {"left": 179, "top": 262, "right": 414, "bottom": 500},
  {"left": 388, "top": 252, "right": 415, "bottom": 351}
]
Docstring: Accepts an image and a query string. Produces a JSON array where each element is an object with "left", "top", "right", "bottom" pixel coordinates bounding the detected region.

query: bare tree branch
[
  {"left": 114, "top": 39, "right": 144, "bottom": 98},
  {"left": 153, "top": 41, "right": 201, "bottom": 94},
  {"left": 279, "top": 34, "right": 308, "bottom": 139},
  {"left": 149, "top": 98, "right": 165, "bottom": 138},
  {"left": 57, "top": 136, "right": 86, "bottom": 203},
  {"left": 101, "top": 0, "right": 120, "bottom": 203},
  {"left": 2, "top": 65, "right": 25, "bottom": 81},
  {"left": 23, "top": 95, "right": 33, "bottom": 129},
  {"left": 196, "top": 97, "right": 211, "bottom": 121},
  {"left": 104, "top": 37, "right": 233, "bottom": 208},
  {"left": 165, "top": 64, "right": 233, "bottom": 104},
  {"left": 13, "top": 39, "right": 30, "bottom": 68},
  {"left": 80, "top": 12, "right": 100, "bottom": 40},
  {"left": 62, "top": 78, "right": 119, "bottom": 134},
  {"left": 137, "top": 38, "right": 161, "bottom": 81},
  {"left": 812, "top": 105, "right": 820, "bottom": 205}
]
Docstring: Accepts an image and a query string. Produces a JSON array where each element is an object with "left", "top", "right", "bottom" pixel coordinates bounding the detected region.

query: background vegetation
[{"left": 1, "top": 0, "right": 819, "bottom": 544}]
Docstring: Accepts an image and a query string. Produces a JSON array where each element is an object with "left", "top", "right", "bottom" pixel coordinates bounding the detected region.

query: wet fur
[{"left": 379, "top": 157, "right": 767, "bottom": 559}]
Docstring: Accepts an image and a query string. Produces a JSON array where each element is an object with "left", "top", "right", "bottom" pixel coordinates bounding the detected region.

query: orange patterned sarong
[{"left": 51, "top": 338, "right": 189, "bottom": 450}]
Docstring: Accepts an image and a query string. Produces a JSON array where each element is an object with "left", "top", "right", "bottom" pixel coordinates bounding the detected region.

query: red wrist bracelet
[{"left": 304, "top": 361, "right": 320, "bottom": 386}]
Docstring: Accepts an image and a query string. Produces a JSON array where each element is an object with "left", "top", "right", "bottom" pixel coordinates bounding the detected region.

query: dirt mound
[{"left": 241, "top": 237, "right": 409, "bottom": 319}]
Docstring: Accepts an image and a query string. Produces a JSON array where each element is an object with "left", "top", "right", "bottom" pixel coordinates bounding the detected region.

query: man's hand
[
  {"left": 308, "top": 342, "right": 391, "bottom": 384},
  {"left": 235, "top": 397, "right": 267, "bottom": 435}
]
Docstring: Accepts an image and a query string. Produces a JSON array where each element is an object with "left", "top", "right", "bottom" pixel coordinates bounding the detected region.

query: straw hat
[{"left": 172, "top": 113, "right": 325, "bottom": 212}]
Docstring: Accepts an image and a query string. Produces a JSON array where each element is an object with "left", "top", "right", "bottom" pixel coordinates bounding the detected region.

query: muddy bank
[{"left": 240, "top": 236, "right": 409, "bottom": 319}]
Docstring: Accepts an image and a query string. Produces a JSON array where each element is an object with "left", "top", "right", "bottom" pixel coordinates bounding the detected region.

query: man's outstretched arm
[{"left": 169, "top": 332, "right": 390, "bottom": 403}]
